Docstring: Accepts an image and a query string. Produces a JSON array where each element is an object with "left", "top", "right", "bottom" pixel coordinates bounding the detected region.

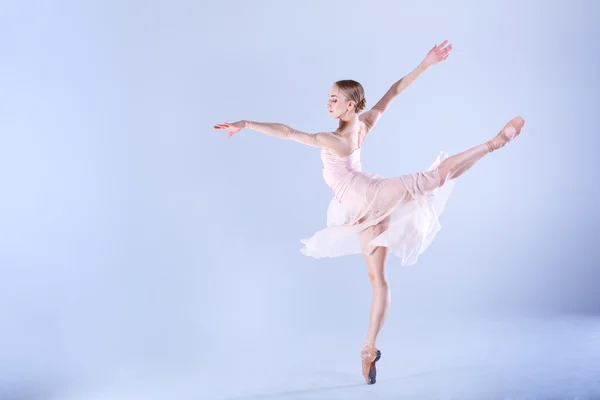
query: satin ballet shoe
[
  {"left": 361, "top": 342, "right": 382, "bottom": 384},
  {"left": 486, "top": 116, "right": 526, "bottom": 153}
]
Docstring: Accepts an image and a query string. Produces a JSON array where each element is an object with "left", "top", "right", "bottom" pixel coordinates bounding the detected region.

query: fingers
[
  {"left": 213, "top": 122, "right": 231, "bottom": 130},
  {"left": 214, "top": 122, "right": 239, "bottom": 139},
  {"left": 437, "top": 44, "right": 452, "bottom": 61},
  {"left": 430, "top": 41, "right": 452, "bottom": 60},
  {"left": 435, "top": 40, "right": 452, "bottom": 52},
  {"left": 226, "top": 129, "right": 240, "bottom": 139}
]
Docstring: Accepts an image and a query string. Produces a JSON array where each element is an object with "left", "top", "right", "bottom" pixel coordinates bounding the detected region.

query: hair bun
[
  {"left": 355, "top": 98, "right": 367, "bottom": 113},
  {"left": 334, "top": 80, "right": 367, "bottom": 114}
]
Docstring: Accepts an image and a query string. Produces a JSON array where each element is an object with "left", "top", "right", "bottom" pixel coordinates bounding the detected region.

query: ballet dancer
[{"left": 214, "top": 40, "right": 525, "bottom": 384}]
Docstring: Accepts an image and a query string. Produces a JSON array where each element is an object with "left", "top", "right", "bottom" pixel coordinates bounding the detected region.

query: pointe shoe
[
  {"left": 361, "top": 343, "right": 382, "bottom": 384},
  {"left": 486, "top": 116, "right": 526, "bottom": 152}
]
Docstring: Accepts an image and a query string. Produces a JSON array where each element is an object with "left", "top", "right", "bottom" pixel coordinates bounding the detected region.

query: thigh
[
  {"left": 362, "top": 245, "right": 389, "bottom": 282},
  {"left": 359, "top": 216, "right": 390, "bottom": 254},
  {"left": 360, "top": 218, "right": 390, "bottom": 280},
  {"left": 391, "top": 169, "right": 442, "bottom": 199}
]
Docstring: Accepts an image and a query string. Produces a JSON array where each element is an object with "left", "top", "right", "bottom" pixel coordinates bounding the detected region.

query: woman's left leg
[{"left": 360, "top": 241, "right": 389, "bottom": 384}]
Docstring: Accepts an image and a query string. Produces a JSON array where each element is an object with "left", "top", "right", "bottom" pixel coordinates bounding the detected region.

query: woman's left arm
[{"left": 360, "top": 40, "right": 453, "bottom": 132}]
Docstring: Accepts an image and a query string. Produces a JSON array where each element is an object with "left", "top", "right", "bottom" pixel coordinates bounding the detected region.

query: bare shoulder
[
  {"left": 320, "top": 131, "right": 354, "bottom": 156},
  {"left": 359, "top": 108, "right": 384, "bottom": 133},
  {"left": 287, "top": 129, "right": 352, "bottom": 156}
]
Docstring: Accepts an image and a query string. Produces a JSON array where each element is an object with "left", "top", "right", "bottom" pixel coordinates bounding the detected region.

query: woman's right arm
[{"left": 215, "top": 120, "right": 352, "bottom": 156}]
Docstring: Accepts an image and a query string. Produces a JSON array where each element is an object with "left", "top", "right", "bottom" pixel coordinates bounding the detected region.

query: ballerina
[{"left": 214, "top": 40, "right": 525, "bottom": 384}]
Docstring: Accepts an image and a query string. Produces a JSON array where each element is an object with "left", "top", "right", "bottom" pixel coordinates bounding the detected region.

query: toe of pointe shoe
[
  {"left": 362, "top": 349, "right": 381, "bottom": 384},
  {"left": 509, "top": 116, "right": 526, "bottom": 130},
  {"left": 502, "top": 116, "right": 526, "bottom": 142}
]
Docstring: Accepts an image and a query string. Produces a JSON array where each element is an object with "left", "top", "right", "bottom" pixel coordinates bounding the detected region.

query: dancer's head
[{"left": 328, "top": 80, "right": 366, "bottom": 119}]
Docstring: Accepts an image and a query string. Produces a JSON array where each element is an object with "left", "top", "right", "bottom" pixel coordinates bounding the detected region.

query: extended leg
[{"left": 437, "top": 116, "right": 525, "bottom": 185}]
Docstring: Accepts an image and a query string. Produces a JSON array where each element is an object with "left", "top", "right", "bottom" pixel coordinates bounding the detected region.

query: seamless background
[{"left": 1, "top": 0, "right": 599, "bottom": 398}]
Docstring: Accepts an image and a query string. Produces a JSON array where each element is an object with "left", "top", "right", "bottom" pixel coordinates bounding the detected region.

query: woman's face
[{"left": 326, "top": 85, "right": 352, "bottom": 119}]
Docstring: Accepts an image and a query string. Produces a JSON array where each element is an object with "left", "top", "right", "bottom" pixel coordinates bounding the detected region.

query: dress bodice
[{"left": 320, "top": 148, "right": 362, "bottom": 201}]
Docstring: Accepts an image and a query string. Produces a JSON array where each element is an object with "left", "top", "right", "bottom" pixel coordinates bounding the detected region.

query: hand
[
  {"left": 213, "top": 120, "right": 246, "bottom": 139},
  {"left": 423, "top": 40, "right": 452, "bottom": 67}
]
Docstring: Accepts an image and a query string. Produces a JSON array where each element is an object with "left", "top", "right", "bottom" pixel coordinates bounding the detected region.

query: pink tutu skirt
[{"left": 300, "top": 152, "right": 455, "bottom": 266}]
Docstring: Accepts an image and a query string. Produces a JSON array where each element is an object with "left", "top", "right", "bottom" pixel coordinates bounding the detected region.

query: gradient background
[{"left": 1, "top": 0, "right": 599, "bottom": 398}]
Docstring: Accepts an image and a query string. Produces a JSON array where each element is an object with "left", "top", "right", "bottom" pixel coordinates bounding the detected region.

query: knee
[
  {"left": 368, "top": 271, "right": 388, "bottom": 290},
  {"left": 437, "top": 167, "right": 449, "bottom": 186}
]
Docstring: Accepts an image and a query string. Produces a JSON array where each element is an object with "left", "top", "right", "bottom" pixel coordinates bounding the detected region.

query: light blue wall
[{"left": 1, "top": 0, "right": 598, "bottom": 395}]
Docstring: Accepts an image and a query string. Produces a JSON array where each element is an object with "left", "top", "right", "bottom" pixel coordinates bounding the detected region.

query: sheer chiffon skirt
[{"left": 300, "top": 152, "right": 455, "bottom": 266}]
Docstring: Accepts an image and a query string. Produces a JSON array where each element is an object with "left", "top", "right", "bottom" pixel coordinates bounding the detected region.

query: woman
[{"left": 214, "top": 40, "right": 525, "bottom": 384}]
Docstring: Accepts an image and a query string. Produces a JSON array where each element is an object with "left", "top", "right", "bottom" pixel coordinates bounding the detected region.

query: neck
[
  {"left": 340, "top": 111, "right": 358, "bottom": 123},
  {"left": 337, "top": 112, "right": 359, "bottom": 131}
]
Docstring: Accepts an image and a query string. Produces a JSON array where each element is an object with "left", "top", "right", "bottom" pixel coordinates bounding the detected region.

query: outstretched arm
[
  {"left": 213, "top": 120, "right": 353, "bottom": 156},
  {"left": 360, "top": 40, "right": 453, "bottom": 131}
]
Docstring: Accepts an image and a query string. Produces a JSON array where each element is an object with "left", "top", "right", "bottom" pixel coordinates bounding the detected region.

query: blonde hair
[{"left": 335, "top": 80, "right": 367, "bottom": 113}]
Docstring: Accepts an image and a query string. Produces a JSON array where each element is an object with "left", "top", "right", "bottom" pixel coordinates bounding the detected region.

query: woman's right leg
[{"left": 437, "top": 116, "right": 525, "bottom": 185}]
